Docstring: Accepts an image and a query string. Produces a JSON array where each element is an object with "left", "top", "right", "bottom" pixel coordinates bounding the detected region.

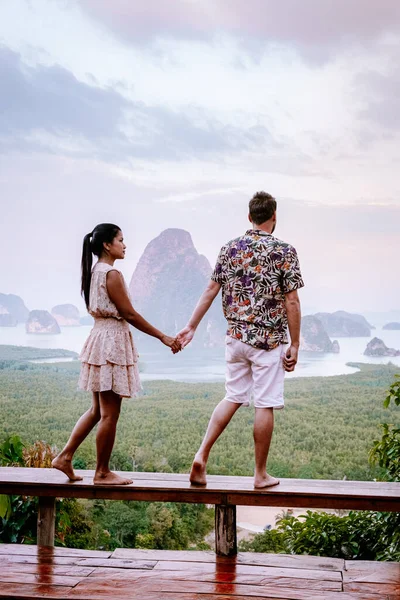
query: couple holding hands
[{"left": 53, "top": 191, "right": 304, "bottom": 489}]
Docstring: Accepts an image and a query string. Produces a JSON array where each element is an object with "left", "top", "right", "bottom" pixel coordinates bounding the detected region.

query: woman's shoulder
[{"left": 93, "top": 262, "right": 121, "bottom": 275}]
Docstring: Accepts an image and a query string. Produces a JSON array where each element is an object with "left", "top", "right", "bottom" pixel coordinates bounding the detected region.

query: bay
[{"left": 1, "top": 324, "right": 400, "bottom": 382}]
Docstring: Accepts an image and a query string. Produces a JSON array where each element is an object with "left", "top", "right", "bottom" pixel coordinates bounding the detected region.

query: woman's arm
[{"left": 106, "top": 270, "right": 181, "bottom": 353}]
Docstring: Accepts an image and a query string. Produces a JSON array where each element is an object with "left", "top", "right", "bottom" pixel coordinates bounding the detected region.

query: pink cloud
[{"left": 79, "top": 0, "right": 400, "bottom": 57}]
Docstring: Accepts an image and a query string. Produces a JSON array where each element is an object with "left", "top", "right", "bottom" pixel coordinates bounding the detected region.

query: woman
[{"left": 52, "top": 223, "right": 180, "bottom": 485}]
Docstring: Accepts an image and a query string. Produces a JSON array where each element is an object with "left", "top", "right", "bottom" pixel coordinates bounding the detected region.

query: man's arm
[
  {"left": 283, "top": 289, "right": 301, "bottom": 372},
  {"left": 177, "top": 280, "right": 221, "bottom": 347}
]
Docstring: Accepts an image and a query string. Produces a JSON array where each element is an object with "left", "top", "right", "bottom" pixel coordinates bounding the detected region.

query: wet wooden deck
[{"left": 0, "top": 544, "right": 399, "bottom": 599}]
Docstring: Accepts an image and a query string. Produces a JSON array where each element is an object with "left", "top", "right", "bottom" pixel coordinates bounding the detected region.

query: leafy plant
[
  {"left": 0, "top": 435, "right": 26, "bottom": 521},
  {"left": 383, "top": 375, "right": 400, "bottom": 408},
  {"left": 370, "top": 375, "right": 400, "bottom": 482},
  {"left": 0, "top": 436, "right": 98, "bottom": 546},
  {"left": 0, "top": 435, "right": 25, "bottom": 466},
  {"left": 241, "top": 375, "right": 400, "bottom": 561}
]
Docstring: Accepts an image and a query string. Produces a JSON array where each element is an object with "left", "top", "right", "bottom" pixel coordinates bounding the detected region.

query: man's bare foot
[
  {"left": 52, "top": 456, "right": 83, "bottom": 481},
  {"left": 93, "top": 471, "right": 133, "bottom": 486},
  {"left": 189, "top": 457, "right": 207, "bottom": 486},
  {"left": 254, "top": 474, "right": 280, "bottom": 489}
]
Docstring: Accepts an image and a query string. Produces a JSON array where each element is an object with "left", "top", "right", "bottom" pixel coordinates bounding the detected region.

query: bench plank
[{"left": 1, "top": 467, "right": 399, "bottom": 511}]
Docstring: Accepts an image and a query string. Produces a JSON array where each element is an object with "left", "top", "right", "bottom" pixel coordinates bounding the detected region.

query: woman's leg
[
  {"left": 94, "top": 390, "right": 133, "bottom": 485},
  {"left": 52, "top": 393, "right": 101, "bottom": 480}
]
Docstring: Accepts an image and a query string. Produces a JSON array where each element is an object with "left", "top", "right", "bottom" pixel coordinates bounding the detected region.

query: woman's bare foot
[
  {"left": 52, "top": 455, "right": 83, "bottom": 481},
  {"left": 93, "top": 471, "right": 133, "bottom": 486},
  {"left": 254, "top": 474, "right": 280, "bottom": 489},
  {"left": 189, "top": 457, "right": 207, "bottom": 486}
]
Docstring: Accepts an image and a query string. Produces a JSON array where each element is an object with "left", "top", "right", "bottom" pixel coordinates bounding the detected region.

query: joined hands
[
  {"left": 161, "top": 334, "right": 182, "bottom": 354},
  {"left": 160, "top": 324, "right": 196, "bottom": 354}
]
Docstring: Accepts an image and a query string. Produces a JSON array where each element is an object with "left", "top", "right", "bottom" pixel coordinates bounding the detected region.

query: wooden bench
[{"left": 1, "top": 467, "right": 400, "bottom": 556}]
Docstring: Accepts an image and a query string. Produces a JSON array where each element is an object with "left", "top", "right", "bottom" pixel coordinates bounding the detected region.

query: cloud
[
  {"left": 0, "top": 44, "right": 278, "bottom": 162},
  {"left": 356, "top": 65, "right": 400, "bottom": 131},
  {"left": 0, "top": 45, "right": 130, "bottom": 139},
  {"left": 79, "top": 0, "right": 400, "bottom": 61}
]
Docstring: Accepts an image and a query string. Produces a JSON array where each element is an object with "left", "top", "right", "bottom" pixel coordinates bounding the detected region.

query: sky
[{"left": 1, "top": 0, "right": 399, "bottom": 316}]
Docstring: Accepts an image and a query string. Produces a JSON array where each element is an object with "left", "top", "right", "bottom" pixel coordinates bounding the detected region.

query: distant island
[
  {"left": 26, "top": 310, "right": 60, "bottom": 334},
  {"left": 0, "top": 293, "right": 29, "bottom": 326},
  {"left": 313, "top": 311, "right": 372, "bottom": 337},
  {"left": 300, "top": 315, "right": 339, "bottom": 353},
  {"left": 2, "top": 229, "right": 399, "bottom": 356},
  {"left": 383, "top": 322, "right": 400, "bottom": 331},
  {"left": 51, "top": 304, "right": 80, "bottom": 327},
  {"left": 364, "top": 337, "right": 400, "bottom": 357}
]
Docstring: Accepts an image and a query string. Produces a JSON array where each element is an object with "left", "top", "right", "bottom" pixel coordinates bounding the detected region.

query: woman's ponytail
[
  {"left": 81, "top": 233, "right": 93, "bottom": 310},
  {"left": 80, "top": 223, "right": 121, "bottom": 311}
]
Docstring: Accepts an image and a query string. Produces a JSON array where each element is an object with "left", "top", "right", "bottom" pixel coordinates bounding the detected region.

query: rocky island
[
  {"left": 364, "top": 337, "right": 400, "bottom": 357},
  {"left": 314, "top": 311, "right": 372, "bottom": 337},
  {"left": 383, "top": 322, "right": 400, "bottom": 331},
  {"left": 26, "top": 310, "right": 61, "bottom": 334},
  {"left": 51, "top": 304, "right": 80, "bottom": 327},
  {"left": 300, "top": 315, "right": 340, "bottom": 353},
  {"left": 0, "top": 293, "right": 29, "bottom": 326},
  {"left": 129, "top": 228, "right": 226, "bottom": 347}
]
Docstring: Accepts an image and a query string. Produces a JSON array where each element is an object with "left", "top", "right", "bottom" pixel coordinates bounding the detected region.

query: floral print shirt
[{"left": 211, "top": 229, "right": 304, "bottom": 350}]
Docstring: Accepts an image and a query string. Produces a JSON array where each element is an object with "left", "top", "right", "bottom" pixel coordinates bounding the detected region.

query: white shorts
[{"left": 224, "top": 336, "right": 286, "bottom": 409}]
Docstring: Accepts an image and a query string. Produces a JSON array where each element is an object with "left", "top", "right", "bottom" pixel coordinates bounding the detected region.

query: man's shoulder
[
  {"left": 268, "top": 235, "right": 296, "bottom": 252},
  {"left": 219, "top": 232, "right": 297, "bottom": 255},
  {"left": 219, "top": 234, "right": 247, "bottom": 251}
]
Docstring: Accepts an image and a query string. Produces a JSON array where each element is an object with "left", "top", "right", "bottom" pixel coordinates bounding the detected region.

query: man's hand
[
  {"left": 176, "top": 281, "right": 220, "bottom": 349},
  {"left": 160, "top": 334, "right": 182, "bottom": 354},
  {"left": 283, "top": 345, "right": 298, "bottom": 372},
  {"left": 176, "top": 325, "right": 196, "bottom": 348}
]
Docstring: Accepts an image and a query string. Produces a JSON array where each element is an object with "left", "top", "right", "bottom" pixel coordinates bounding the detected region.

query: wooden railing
[{"left": 1, "top": 467, "right": 400, "bottom": 556}]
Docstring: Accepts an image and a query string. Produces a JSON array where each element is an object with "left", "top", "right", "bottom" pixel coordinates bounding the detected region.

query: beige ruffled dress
[{"left": 78, "top": 262, "right": 141, "bottom": 398}]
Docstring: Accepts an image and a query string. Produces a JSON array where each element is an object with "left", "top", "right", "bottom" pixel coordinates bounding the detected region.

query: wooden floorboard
[
  {"left": 0, "top": 545, "right": 399, "bottom": 600},
  {"left": 111, "top": 548, "right": 345, "bottom": 570}
]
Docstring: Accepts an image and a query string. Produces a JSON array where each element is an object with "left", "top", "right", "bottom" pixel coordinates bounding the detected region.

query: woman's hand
[{"left": 160, "top": 334, "right": 182, "bottom": 354}]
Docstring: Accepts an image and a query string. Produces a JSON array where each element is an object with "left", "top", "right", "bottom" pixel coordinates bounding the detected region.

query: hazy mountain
[
  {"left": 129, "top": 228, "right": 226, "bottom": 347},
  {"left": 383, "top": 322, "right": 400, "bottom": 331},
  {"left": 300, "top": 315, "right": 339, "bottom": 353},
  {"left": 51, "top": 304, "right": 80, "bottom": 327},
  {"left": 314, "top": 311, "right": 372, "bottom": 337},
  {"left": 364, "top": 337, "right": 400, "bottom": 357},
  {"left": 26, "top": 310, "right": 60, "bottom": 334},
  {"left": 0, "top": 293, "right": 29, "bottom": 325}
]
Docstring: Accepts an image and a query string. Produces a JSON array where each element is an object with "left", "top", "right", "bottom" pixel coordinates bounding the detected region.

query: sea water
[{"left": 1, "top": 324, "right": 399, "bottom": 382}]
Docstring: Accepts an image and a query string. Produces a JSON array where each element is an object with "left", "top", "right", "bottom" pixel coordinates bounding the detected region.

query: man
[{"left": 177, "top": 191, "right": 304, "bottom": 488}]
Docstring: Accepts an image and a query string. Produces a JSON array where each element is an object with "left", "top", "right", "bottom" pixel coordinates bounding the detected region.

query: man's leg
[
  {"left": 190, "top": 337, "right": 252, "bottom": 485},
  {"left": 251, "top": 345, "right": 284, "bottom": 488},
  {"left": 190, "top": 399, "right": 242, "bottom": 484},
  {"left": 253, "top": 407, "right": 279, "bottom": 488}
]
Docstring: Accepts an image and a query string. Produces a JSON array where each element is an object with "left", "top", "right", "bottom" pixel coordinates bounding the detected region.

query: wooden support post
[
  {"left": 215, "top": 503, "right": 237, "bottom": 556},
  {"left": 37, "top": 496, "right": 56, "bottom": 546}
]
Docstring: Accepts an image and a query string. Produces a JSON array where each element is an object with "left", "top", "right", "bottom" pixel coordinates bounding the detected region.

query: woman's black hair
[{"left": 81, "top": 223, "right": 121, "bottom": 310}]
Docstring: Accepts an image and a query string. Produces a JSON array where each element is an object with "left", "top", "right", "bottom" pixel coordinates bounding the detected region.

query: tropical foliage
[
  {"left": 239, "top": 374, "right": 400, "bottom": 560},
  {"left": 0, "top": 349, "right": 399, "bottom": 557}
]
